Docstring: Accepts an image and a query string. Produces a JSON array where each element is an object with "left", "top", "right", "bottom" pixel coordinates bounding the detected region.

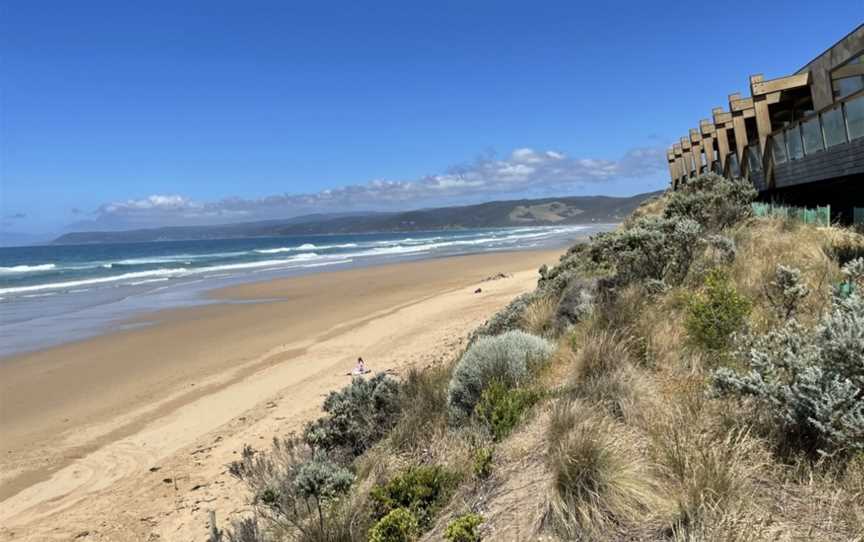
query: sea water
[{"left": 0, "top": 225, "right": 613, "bottom": 356}]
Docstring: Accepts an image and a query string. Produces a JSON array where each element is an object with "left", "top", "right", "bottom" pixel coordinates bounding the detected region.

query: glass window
[
  {"left": 846, "top": 94, "right": 864, "bottom": 140},
  {"left": 802, "top": 117, "right": 824, "bottom": 155},
  {"left": 728, "top": 153, "right": 740, "bottom": 177},
  {"left": 747, "top": 144, "right": 762, "bottom": 172},
  {"left": 786, "top": 125, "right": 804, "bottom": 159},
  {"left": 822, "top": 107, "right": 847, "bottom": 148},
  {"left": 834, "top": 76, "right": 864, "bottom": 100},
  {"left": 771, "top": 133, "right": 787, "bottom": 164}
]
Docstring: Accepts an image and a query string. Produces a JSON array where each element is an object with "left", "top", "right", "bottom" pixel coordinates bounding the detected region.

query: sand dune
[{"left": 0, "top": 250, "right": 559, "bottom": 541}]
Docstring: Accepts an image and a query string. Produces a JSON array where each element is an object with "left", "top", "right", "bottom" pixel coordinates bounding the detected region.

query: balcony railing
[{"left": 765, "top": 90, "right": 864, "bottom": 176}]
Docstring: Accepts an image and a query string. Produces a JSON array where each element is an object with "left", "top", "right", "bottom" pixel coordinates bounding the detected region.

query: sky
[{"left": 1, "top": 1, "right": 861, "bottom": 237}]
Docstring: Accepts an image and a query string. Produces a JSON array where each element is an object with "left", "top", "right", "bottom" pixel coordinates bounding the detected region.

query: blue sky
[{"left": 2, "top": 1, "right": 860, "bottom": 235}]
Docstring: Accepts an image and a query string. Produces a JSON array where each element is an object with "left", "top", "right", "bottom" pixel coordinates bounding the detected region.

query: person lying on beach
[{"left": 349, "top": 357, "right": 370, "bottom": 376}]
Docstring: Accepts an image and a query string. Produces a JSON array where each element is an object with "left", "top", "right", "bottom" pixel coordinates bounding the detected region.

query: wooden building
[{"left": 667, "top": 25, "right": 864, "bottom": 220}]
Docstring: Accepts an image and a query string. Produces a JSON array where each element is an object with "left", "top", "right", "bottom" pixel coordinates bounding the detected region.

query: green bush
[
  {"left": 664, "top": 172, "right": 756, "bottom": 231},
  {"left": 474, "top": 381, "right": 542, "bottom": 441},
  {"left": 370, "top": 465, "right": 460, "bottom": 529},
  {"left": 472, "top": 446, "right": 494, "bottom": 480},
  {"left": 444, "top": 513, "right": 483, "bottom": 542},
  {"left": 368, "top": 508, "right": 420, "bottom": 542},
  {"left": 303, "top": 373, "right": 401, "bottom": 458},
  {"left": 589, "top": 216, "right": 701, "bottom": 286},
  {"left": 448, "top": 330, "right": 554, "bottom": 423},
  {"left": 713, "top": 293, "right": 864, "bottom": 458},
  {"left": 686, "top": 269, "right": 750, "bottom": 352}
]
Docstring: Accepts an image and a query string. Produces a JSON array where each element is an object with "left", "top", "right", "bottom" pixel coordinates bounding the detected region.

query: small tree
[
  {"left": 765, "top": 264, "right": 810, "bottom": 319},
  {"left": 686, "top": 269, "right": 751, "bottom": 352}
]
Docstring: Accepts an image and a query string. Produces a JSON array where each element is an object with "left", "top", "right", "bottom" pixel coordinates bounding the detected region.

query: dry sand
[{"left": 0, "top": 249, "right": 561, "bottom": 541}]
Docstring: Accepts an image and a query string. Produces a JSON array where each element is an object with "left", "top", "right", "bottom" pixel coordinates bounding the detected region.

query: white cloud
[{"left": 80, "top": 145, "right": 665, "bottom": 230}]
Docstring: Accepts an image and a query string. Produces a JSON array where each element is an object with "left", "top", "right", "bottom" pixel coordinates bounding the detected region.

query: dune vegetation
[{"left": 221, "top": 173, "right": 864, "bottom": 541}]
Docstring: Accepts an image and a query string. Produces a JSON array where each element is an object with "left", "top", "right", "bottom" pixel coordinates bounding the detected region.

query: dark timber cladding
[{"left": 666, "top": 24, "right": 864, "bottom": 223}]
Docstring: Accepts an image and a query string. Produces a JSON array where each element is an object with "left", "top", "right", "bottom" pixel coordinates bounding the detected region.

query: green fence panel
[{"left": 751, "top": 202, "right": 830, "bottom": 226}]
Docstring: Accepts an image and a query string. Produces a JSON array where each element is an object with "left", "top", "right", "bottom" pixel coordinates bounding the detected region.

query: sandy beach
[{"left": 0, "top": 249, "right": 561, "bottom": 541}]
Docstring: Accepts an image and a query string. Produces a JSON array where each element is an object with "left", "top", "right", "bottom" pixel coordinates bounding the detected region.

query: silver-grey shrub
[
  {"left": 589, "top": 216, "right": 701, "bottom": 286},
  {"left": 448, "top": 330, "right": 554, "bottom": 423},
  {"left": 664, "top": 173, "right": 756, "bottom": 231},
  {"left": 712, "top": 293, "right": 864, "bottom": 457},
  {"left": 227, "top": 439, "right": 354, "bottom": 540},
  {"left": 303, "top": 373, "right": 401, "bottom": 459}
]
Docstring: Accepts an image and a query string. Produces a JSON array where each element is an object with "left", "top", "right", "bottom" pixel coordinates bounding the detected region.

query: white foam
[
  {"left": 126, "top": 278, "right": 172, "bottom": 286},
  {"left": 0, "top": 268, "right": 189, "bottom": 295},
  {"left": 0, "top": 263, "right": 56, "bottom": 274},
  {"left": 255, "top": 242, "right": 357, "bottom": 254}
]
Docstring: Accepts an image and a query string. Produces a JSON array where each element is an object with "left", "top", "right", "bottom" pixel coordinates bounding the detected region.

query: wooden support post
[
  {"left": 699, "top": 119, "right": 716, "bottom": 171},
  {"left": 729, "top": 93, "right": 754, "bottom": 164},
  {"left": 689, "top": 128, "right": 703, "bottom": 174},
  {"left": 712, "top": 107, "right": 733, "bottom": 173},
  {"left": 750, "top": 75, "right": 771, "bottom": 154},
  {"left": 672, "top": 144, "right": 684, "bottom": 185},
  {"left": 667, "top": 148, "right": 677, "bottom": 187},
  {"left": 680, "top": 137, "right": 694, "bottom": 177}
]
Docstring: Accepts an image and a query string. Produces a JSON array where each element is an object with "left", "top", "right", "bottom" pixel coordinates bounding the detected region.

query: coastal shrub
[
  {"left": 228, "top": 439, "right": 354, "bottom": 540},
  {"left": 472, "top": 446, "right": 494, "bottom": 480},
  {"left": 554, "top": 278, "right": 597, "bottom": 332},
  {"left": 303, "top": 373, "right": 401, "bottom": 459},
  {"left": 686, "top": 269, "right": 750, "bottom": 352},
  {"left": 448, "top": 330, "right": 554, "bottom": 423},
  {"left": 444, "top": 513, "right": 484, "bottom": 542},
  {"left": 473, "top": 381, "right": 542, "bottom": 441},
  {"left": 545, "top": 402, "right": 669, "bottom": 538},
  {"left": 368, "top": 508, "right": 419, "bottom": 542},
  {"left": 370, "top": 465, "right": 460, "bottom": 529},
  {"left": 712, "top": 294, "right": 864, "bottom": 458},
  {"left": 471, "top": 292, "right": 537, "bottom": 338},
  {"left": 765, "top": 264, "right": 810, "bottom": 320},
  {"left": 704, "top": 234, "right": 737, "bottom": 265},
  {"left": 589, "top": 216, "right": 701, "bottom": 286},
  {"left": 664, "top": 173, "right": 756, "bottom": 231}
]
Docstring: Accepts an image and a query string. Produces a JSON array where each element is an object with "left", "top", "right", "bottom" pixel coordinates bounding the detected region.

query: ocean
[{"left": 0, "top": 224, "right": 613, "bottom": 356}]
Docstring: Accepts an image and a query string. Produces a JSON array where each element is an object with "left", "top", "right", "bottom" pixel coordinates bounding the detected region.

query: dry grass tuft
[
  {"left": 521, "top": 294, "right": 559, "bottom": 337},
  {"left": 729, "top": 218, "right": 840, "bottom": 328},
  {"left": 544, "top": 401, "right": 672, "bottom": 540},
  {"left": 571, "top": 330, "right": 634, "bottom": 383},
  {"left": 822, "top": 224, "right": 864, "bottom": 264},
  {"left": 387, "top": 365, "right": 451, "bottom": 454},
  {"left": 626, "top": 193, "right": 668, "bottom": 224},
  {"left": 650, "top": 413, "right": 769, "bottom": 529}
]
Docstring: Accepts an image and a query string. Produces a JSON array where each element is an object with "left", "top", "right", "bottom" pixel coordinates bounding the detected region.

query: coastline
[
  {"left": 0, "top": 225, "right": 614, "bottom": 358},
  {"left": 0, "top": 248, "right": 562, "bottom": 541}
]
